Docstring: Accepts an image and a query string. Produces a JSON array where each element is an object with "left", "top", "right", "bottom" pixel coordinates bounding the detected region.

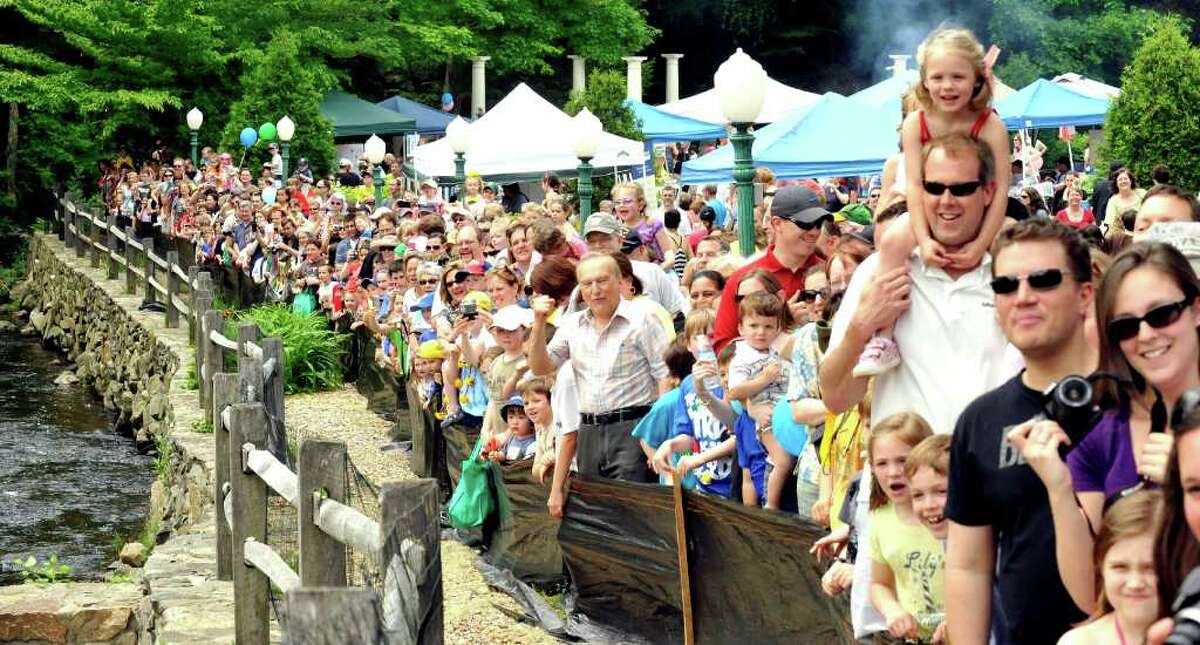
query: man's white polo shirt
[{"left": 829, "top": 251, "right": 1023, "bottom": 435}]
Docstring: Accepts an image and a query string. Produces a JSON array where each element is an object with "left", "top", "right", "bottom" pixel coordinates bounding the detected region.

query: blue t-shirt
[
  {"left": 632, "top": 387, "right": 683, "bottom": 450},
  {"left": 673, "top": 376, "right": 734, "bottom": 498},
  {"left": 732, "top": 401, "right": 767, "bottom": 501},
  {"left": 707, "top": 199, "right": 730, "bottom": 227}
]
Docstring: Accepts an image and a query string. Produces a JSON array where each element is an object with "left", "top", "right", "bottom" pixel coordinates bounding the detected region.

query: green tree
[
  {"left": 219, "top": 32, "right": 336, "bottom": 175},
  {"left": 563, "top": 69, "right": 642, "bottom": 140},
  {"left": 1104, "top": 18, "right": 1200, "bottom": 190}
]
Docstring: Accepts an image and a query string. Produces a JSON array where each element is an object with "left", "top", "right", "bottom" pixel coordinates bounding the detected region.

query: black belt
[{"left": 579, "top": 405, "right": 651, "bottom": 427}]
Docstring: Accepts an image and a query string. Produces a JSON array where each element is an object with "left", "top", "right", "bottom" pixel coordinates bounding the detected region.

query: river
[{"left": 0, "top": 321, "right": 154, "bottom": 584}]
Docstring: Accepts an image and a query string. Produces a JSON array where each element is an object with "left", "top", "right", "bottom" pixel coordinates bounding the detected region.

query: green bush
[
  {"left": 230, "top": 304, "right": 346, "bottom": 394},
  {"left": 1104, "top": 18, "right": 1200, "bottom": 191}
]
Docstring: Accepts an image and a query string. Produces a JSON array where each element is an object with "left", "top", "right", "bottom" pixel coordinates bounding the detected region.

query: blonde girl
[{"left": 854, "top": 27, "right": 1011, "bottom": 378}]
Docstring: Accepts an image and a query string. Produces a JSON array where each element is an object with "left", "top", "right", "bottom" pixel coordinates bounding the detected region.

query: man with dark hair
[
  {"left": 1151, "top": 163, "right": 1171, "bottom": 186},
  {"left": 945, "top": 218, "right": 1094, "bottom": 644},
  {"left": 1134, "top": 183, "right": 1200, "bottom": 235},
  {"left": 1091, "top": 162, "right": 1122, "bottom": 224}
]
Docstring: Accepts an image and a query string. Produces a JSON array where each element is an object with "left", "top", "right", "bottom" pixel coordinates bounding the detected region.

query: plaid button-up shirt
[{"left": 544, "top": 298, "right": 669, "bottom": 414}]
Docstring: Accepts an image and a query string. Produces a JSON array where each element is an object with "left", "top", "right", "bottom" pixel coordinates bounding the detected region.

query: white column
[
  {"left": 567, "top": 55, "right": 587, "bottom": 96},
  {"left": 471, "top": 56, "right": 491, "bottom": 118},
  {"left": 623, "top": 56, "right": 648, "bottom": 103},
  {"left": 662, "top": 54, "right": 683, "bottom": 104}
]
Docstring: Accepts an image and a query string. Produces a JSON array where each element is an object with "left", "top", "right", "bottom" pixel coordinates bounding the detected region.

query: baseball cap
[
  {"left": 621, "top": 229, "right": 644, "bottom": 254},
  {"left": 370, "top": 207, "right": 392, "bottom": 221},
  {"left": 421, "top": 178, "right": 438, "bottom": 189},
  {"left": 369, "top": 235, "right": 400, "bottom": 251},
  {"left": 500, "top": 395, "right": 526, "bottom": 420},
  {"left": 462, "top": 290, "right": 494, "bottom": 312},
  {"left": 582, "top": 212, "right": 623, "bottom": 238},
  {"left": 491, "top": 305, "right": 534, "bottom": 331},
  {"left": 339, "top": 158, "right": 351, "bottom": 167},
  {"left": 416, "top": 340, "right": 445, "bottom": 360},
  {"left": 454, "top": 261, "right": 487, "bottom": 282},
  {"left": 849, "top": 224, "right": 876, "bottom": 247},
  {"left": 771, "top": 184, "right": 832, "bottom": 227}
]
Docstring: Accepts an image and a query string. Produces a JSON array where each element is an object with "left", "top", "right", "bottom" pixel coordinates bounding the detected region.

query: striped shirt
[{"left": 543, "top": 298, "right": 669, "bottom": 414}]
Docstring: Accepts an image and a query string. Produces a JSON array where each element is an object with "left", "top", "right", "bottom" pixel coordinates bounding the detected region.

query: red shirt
[
  {"left": 712, "top": 247, "right": 824, "bottom": 353},
  {"left": 1055, "top": 208, "right": 1095, "bottom": 229}
]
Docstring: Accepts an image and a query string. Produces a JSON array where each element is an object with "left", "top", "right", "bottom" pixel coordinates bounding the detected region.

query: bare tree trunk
[{"left": 4, "top": 103, "right": 16, "bottom": 205}]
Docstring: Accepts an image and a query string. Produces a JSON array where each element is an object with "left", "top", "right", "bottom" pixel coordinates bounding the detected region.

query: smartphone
[{"left": 462, "top": 302, "right": 477, "bottom": 319}]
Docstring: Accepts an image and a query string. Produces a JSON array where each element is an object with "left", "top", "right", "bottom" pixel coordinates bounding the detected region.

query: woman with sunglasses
[{"left": 1014, "top": 241, "right": 1199, "bottom": 612}]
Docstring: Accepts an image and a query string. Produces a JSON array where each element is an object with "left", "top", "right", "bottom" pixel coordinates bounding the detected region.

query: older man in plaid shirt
[{"left": 529, "top": 253, "right": 672, "bottom": 518}]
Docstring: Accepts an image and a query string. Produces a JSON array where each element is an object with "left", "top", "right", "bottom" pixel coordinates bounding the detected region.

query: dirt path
[{"left": 284, "top": 386, "right": 557, "bottom": 645}]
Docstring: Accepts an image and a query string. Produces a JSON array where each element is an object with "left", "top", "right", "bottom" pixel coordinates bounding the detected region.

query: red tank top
[{"left": 918, "top": 109, "right": 994, "bottom": 144}]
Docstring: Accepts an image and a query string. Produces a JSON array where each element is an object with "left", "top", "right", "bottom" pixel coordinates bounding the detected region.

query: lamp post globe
[
  {"left": 445, "top": 116, "right": 472, "bottom": 197},
  {"left": 186, "top": 107, "right": 203, "bottom": 168},
  {"left": 364, "top": 134, "right": 387, "bottom": 208},
  {"left": 715, "top": 48, "right": 767, "bottom": 257},
  {"left": 572, "top": 108, "right": 602, "bottom": 229},
  {"left": 276, "top": 116, "right": 294, "bottom": 180}
]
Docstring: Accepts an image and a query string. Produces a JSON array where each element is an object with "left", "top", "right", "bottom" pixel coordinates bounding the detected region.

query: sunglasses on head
[
  {"left": 923, "top": 180, "right": 982, "bottom": 197},
  {"left": 989, "top": 269, "right": 1064, "bottom": 295},
  {"left": 1107, "top": 295, "right": 1196, "bottom": 342}
]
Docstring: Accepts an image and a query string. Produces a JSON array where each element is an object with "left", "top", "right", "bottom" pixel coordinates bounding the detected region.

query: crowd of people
[{"left": 88, "top": 25, "right": 1200, "bottom": 645}]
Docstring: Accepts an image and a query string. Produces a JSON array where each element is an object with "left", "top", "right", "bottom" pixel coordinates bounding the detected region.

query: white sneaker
[{"left": 852, "top": 336, "right": 901, "bottom": 378}]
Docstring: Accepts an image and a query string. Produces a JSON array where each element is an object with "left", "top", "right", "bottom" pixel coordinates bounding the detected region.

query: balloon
[
  {"left": 239, "top": 127, "right": 258, "bottom": 147},
  {"left": 258, "top": 122, "right": 277, "bottom": 141}
]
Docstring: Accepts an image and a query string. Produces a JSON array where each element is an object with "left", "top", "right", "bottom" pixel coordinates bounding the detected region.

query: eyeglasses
[
  {"left": 989, "top": 269, "right": 1065, "bottom": 295},
  {"left": 923, "top": 180, "right": 982, "bottom": 197},
  {"left": 614, "top": 198, "right": 637, "bottom": 206},
  {"left": 1107, "top": 296, "right": 1196, "bottom": 342}
]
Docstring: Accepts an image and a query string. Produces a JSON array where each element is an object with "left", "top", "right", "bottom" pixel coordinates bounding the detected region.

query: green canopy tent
[{"left": 320, "top": 90, "right": 416, "bottom": 138}]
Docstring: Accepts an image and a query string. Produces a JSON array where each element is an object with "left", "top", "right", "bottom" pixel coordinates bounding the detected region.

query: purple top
[{"left": 1067, "top": 409, "right": 1140, "bottom": 498}]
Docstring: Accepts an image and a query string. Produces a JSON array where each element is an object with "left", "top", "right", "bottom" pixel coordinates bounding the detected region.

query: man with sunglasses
[
  {"left": 945, "top": 218, "right": 1095, "bottom": 645},
  {"left": 820, "top": 134, "right": 1021, "bottom": 639},
  {"left": 711, "top": 184, "right": 829, "bottom": 352}
]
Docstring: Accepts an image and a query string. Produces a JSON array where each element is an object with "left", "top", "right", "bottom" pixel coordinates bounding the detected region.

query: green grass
[
  {"left": 152, "top": 432, "right": 173, "bottom": 484},
  {"left": 182, "top": 361, "right": 199, "bottom": 391},
  {"left": 0, "top": 236, "right": 29, "bottom": 303},
  {"left": 191, "top": 418, "right": 213, "bottom": 434},
  {"left": 229, "top": 304, "right": 347, "bottom": 394}
]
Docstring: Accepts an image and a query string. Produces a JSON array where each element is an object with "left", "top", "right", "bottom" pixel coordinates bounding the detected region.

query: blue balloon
[
  {"left": 771, "top": 398, "right": 809, "bottom": 457},
  {"left": 239, "top": 127, "right": 258, "bottom": 147}
]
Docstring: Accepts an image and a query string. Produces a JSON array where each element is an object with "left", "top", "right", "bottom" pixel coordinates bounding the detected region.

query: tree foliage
[
  {"left": 1103, "top": 18, "right": 1200, "bottom": 190},
  {"left": 563, "top": 69, "right": 642, "bottom": 141}
]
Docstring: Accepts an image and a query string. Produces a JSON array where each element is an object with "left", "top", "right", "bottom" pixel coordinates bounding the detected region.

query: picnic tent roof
[
  {"left": 375, "top": 95, "right": 456, "bottom": 136},
  {"left": 995, "top": 79, "right": 1112, "bottom": 129},
  {"left": 319, "top": 91, "right": 416, "bottom": 138},
  {"left": 656, "top": 76, "right": 821, "bottom": 124},
  {"left": 625, "top": 99, "right": 727, "bottom": 143},
  {"left": 680, "top": 93, "right": 898, "bottom": 183},
  {"left": 849, "top": 68, "right": 1015, "bottom": 118},
  {"left": 411, "top": 83, "right": 644, "bottom": 181},
  {"left": 1051, "top": 73, "right": 1121, "bottom": 100}
]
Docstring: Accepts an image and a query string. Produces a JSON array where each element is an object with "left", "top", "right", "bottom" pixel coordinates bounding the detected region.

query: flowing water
[{"left": 0, "top": 322, "right": 154, "bottom": 584}]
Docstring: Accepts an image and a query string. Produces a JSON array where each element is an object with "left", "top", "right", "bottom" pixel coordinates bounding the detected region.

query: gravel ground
[{"left": 284, "top": 385, "right": 558, "bottom": 645}]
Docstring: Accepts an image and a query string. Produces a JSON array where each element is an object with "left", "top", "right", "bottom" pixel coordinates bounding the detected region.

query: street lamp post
[
  {"left": 276, "top": 116, "right": 295, "bottom": 180},
  {"left": 715, "top": 48, "right": 768, "bottom": 257},
  {"left": 364, "top": 134, "right": 387, "bottom": 207},
  {"left": 572, "top": 108, "right": 602, "bottom": 231},
  {"left": 186, "top": 108, "right": 203, "bottom": 168},
  {"left": 445, "top": 116, "right": 472, "bottom": 199}
]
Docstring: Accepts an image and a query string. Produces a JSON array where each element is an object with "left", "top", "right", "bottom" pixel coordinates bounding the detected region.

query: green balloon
[{"left": 258, "top": 122, "right": 277, "bottom": 141}]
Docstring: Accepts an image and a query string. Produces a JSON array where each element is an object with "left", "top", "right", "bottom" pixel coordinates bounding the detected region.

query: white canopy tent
[
  {"left": 656, "top": 76, "right": 820, "bottom": 124},
  {"left": 1051, "top": 73, "right": 1120, "bottom": 100},
  {"left": 410, "top": 83, "right": 645, "bottom": 181}
]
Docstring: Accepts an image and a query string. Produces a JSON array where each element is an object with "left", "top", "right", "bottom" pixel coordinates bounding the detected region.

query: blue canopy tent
[
  {"left": 680, "top": 93, "right": 897, "bottom": 184},
  {"left": 995, "top": 79, "right": 1111, "bottom": 130},
  {"left": 376, "top": 95, "right": 456, "bottom": 136},
  {"left": 625, "top": 99, "right": 727, "bottom": 143},
  {"left": 849, "top": 69, "right": 918, "bottom": 112}
]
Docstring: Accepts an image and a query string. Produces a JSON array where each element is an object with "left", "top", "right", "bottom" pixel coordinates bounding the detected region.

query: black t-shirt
[{"left": 945, "top": 373, "right": 1086, "bottom": 645}]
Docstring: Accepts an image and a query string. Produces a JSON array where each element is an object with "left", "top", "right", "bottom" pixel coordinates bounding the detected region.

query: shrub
[{"left": 230, "top": 304, "right": 346, "bottom": 394}]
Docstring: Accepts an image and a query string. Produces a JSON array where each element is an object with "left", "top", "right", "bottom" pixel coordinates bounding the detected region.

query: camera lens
[{"left": 1056, "top": 376, "right": 1092, "bottom": 408}]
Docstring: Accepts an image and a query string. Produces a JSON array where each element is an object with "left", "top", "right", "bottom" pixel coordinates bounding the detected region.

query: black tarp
[
  {"left": 349, "top": 327, "right": 403, "bottom": 429},
  {"left": 442, "top": 423, "right": 481, "bottom": 490},
  {"left": 485, "top": 458, "right": 564, "bottom": 583},
  {"left": 407, "top": 381, "right": 443, "bottom": 484}
]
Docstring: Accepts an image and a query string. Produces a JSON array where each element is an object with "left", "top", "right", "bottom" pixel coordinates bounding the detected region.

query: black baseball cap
[
  {"left": 771, "top": 185, "right": 832, "bottom": 227},
  {"left": 621, "top": 229, "right": 644, "bottom": 254}
]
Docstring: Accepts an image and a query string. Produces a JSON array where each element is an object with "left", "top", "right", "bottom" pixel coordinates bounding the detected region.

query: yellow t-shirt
[
  {"left": 820, "top": 409, "right": 865, "bottom": 531},
  {"left": 868, "top": 503, "right": 945, "bottom": 641}
]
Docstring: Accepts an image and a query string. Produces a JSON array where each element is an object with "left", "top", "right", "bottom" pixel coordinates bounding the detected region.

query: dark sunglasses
[
  {"left": 788, "top": 216, "right": 828, "bottom": 232},
  {"left": 923, "top": 180, "right": 982, "bottom": 197},
  {"left": 1107, "top": 296, "right": 1195, "bottom": 342},
  {"left": 800, "top": 289, "right": 826, "bottom": 303},
  {"left": 418, "top": 278, "right": 439, "bottom": 286},
  {"left": 989, "top": 269, "right": 1064, "bottom": 295}
]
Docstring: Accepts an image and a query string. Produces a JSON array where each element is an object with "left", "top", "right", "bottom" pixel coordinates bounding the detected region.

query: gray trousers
[{"left": 576, "top": 417, "right": 654, "bottom": 483}]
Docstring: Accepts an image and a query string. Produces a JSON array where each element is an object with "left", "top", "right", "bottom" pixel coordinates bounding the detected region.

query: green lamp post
[
  {"left": 445, "top": 116, "right": 472, "bottom": 198},
  {"left": 572, "top": 108, "right": 602, "bottom": 231},
  {"left": 186, "top": 107, "right": 203, "bottom": 168},
  {"left": 364, "top": 134, "right": 386, "bottom": 208},
  {"left": 276, "top": 115, "right": 294, "bottom": 180},
  {"left": 715, "top": 48, "right": 768, "bottom": 257}
]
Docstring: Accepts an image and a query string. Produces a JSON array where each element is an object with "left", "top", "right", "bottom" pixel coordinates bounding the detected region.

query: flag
[{"left": 1058, "top": 126, "right": 1076, "bottom": 142}]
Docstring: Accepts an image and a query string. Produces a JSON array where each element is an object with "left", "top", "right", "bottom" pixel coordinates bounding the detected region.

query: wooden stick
[{"left": 672, "top": 471, "right": 695, "bottom": 645}]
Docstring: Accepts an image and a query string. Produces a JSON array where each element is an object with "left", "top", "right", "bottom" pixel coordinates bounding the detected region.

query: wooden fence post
[
  {"left": 284, "top": 588, "right": 385, "bottom": 644},
  {"left": 124, "top": 226, "right": 137, "bottom": 294},
  {"left": 62, "top": 205, "right": 72, "bottom": 247},
  {"left": 262, "top": 337, "right": 287, "bottom": 464},
  {"left": 74, "top": 211, "right": 86, "bottom": 258},
  {"left": 105, "top": 214, "right": 118, "bottom": 280},
  {"left": 379, "top": 479, "right": 443, "bottom": 645},
  {"left": 213, "top": 373, "right": 238, "bottom": 582},
  {"left": 298, "top": 441, "right": 347, "bottom": 587},
  {"left": 187, "top": 267, "right": 201, "bottom": 344},
  {"left": 201, "top": 310, "right": 224, "bottom": 423},
  {"left": 165, "top": 251, "right": 179, "bottom": 328},
  {"left": 142, "top": 239, "right": 155, "bottom": 304},
  {"left": 237, "top": 322, "right": 263, "bottom": 404},
  {"left": 89, "top": 213, "right": 101, "bottom": 269},
  {"left": 229, "top": 402, "right": 270, "bottom": 645},
  {"left": 57, "top": 199, "right": 66, "bottom": 242}
]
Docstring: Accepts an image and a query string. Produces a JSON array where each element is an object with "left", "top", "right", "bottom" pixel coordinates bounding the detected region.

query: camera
[
  {"left": 1167, "top": 566, "right": 1200, "bottom": 644},
  {"left": 462, "top": 302, "right": 478, "bottom": 319},
  {"left": 1042, "top": 374, "right": 1104, "bottom": 458}
]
